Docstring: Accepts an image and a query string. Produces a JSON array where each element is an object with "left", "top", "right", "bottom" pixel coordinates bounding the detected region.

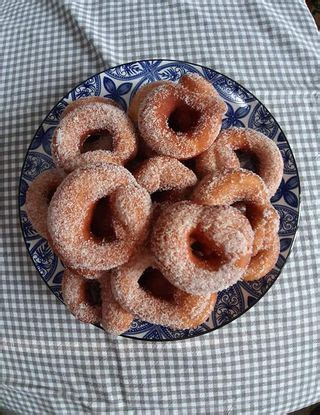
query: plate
[{"left": 19, "top": 59, "right": 300, "bottom": 341}]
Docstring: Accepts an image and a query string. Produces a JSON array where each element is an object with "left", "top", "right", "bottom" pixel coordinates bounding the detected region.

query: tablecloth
[{"left": 1, "top": 1, "right": 319, "bottom": 414}]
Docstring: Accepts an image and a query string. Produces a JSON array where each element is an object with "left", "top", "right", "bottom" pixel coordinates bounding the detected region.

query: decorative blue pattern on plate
[
  {"left": 29, "top": 239, "right": 58, "bottom": 281},
  {"left": 44, "top": 100, "right": 69, "bottom": 125},
  {"left": 222, "top": 103, "right": 251, "bottom": 129},
  {"left": 20, "top": 211, "right": 38, "bottom": 240},
  {"left": 107, "top": 60, "right": 162, "bottom": 80},
  {"left": 19, "top": 60, "right": 300, "bottom": 341},
  {"left": 203, "top": 69, "right": 255, "bottom": 104},
  {"left": 71, "top": 75, "right": 101, "bottom": 100},
  {"left": 23, "top": 152, "right": 55, "bottom": 181},
  {"left": 19, "top": 179, "right": 28, "bottom": 207},
  {"left": 248, "top": 103, "right": 278, "bottom": 138},
  {"left": 278, "top": 143, "right": 296, "bottom": 174},
  {"left": 32, "top": 126, "right": 56, "bottom": 156},
  {"left": 271, "top": 177, "right": 299, "bottom": 208},
  {"left": 274, "top": 204, "right": 299, "bottom": 237},
  {"left": 103, "top": 76, "right": 132, "bottom": 111},
  {"left": 240, "top": 269, "right": 279, "bottom": 298},
  {"left": 212, "top": 284, "right": 245, "bottom": 327}
]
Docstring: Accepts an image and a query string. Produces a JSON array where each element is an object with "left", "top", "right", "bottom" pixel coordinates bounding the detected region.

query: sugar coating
[
  {"left": 25, "top": 169, "right": 65, "bottom": 239},
  {"left": 62, "top": 269, "right": 101, "bottom": 324},
  {"left": 195, "top": 127, "right": 283, "bottom": 197},
  {"left": 99, "top": 273, "right": 134, "bottom": 335},
  {"left": 150, "top": 201, "right": 254, "bottom": 295},
  {"left": 47, "top": 163, "right": 152, "bottom": 270},
  {"left": 52, "top": 99, "right": 137, "bottom": 172},
  {"left": 111, "top": 249, "right": 217, "bottom": 329},
  {"left": 192, "top": 168, "right": 279, "bottom": 255},
  {"left": 244, "top": 234, "right": 280, "bottom": 281},
  {"left": 138, "top": 75, "right": 227, "bottom": 159},
  {"left": 134, "top": 156, "right": 198, "bottom": 193},
  {"left": 28, "top": 77, "right": 283, "bottom": 332},
  {"left": 128, "top": 80, "right": 170, "bottom": 125}
]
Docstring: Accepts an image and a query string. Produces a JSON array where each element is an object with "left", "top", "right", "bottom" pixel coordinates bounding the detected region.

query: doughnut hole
[
  {"left": 181, "top": 158, "right": 197, "bottom": 171},
  {"left": 81, "top": 129, "right": 113, "bottom": 153},
  {"left": 244, "top": 203, "right": 265, "bottom": 228},
  {"left": 231, "top": 201, "right": 247, "bottom": 215},
  {"left": 151, "top": 190, "right": 171, "bottom": 203},
  {"left": 189, "top": 230, "right": 225, "bottom": 271},
  {"left": 151, "top": 188, "right": 191, "bottom": 203},
  {"left": 138, "top": 267, "right": 175, "bottom": 302},
  {"left": 168, "top": 103, "right": 201, "bottom": 133},
  {"left": 46, "top": 188, "right": 57, "bottom": 204},
  {"left": 87, "top": 196, "right": 116, "bottom": 242},
  {"left": 85, "top": 280, "right": 101, "bottom": 306},
  {"left": 235, "top": 150, "right": 259, "bottom": 173}
]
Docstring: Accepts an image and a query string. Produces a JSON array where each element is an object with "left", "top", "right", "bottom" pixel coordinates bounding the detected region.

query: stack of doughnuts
[{"left": 25, "top": 73, "right": 283, "bottom": 335}]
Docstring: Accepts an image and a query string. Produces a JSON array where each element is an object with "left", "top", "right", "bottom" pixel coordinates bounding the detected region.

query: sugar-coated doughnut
[
  {"left": 128, "top": 81, "right": 169, "bottom": 125},
  {"left": 48, "top": 164, "right": 151, "bottom": 270},
  {"left": 61, "top": 96, "right": 119, "bottom": 119},
  {"left": 52, "top": 97, "right": 138, "bottom": 172},
  {"left": 134, "top": 156, "right": 197, "bottom": 202},
  {"left": 244, "top": 235, "right": 280, "bottom": 281},
  {"left": 138, "top": 74, "right": 227, "bottom": 159},
  {"left": 62, "top": 269, "right": 102, "bottom": 324},
  {"left": 62, "top": 269, "right": 133, "bottom": 333},
  {"left": 192, "top": 169, "right": 279, "bottom": 255},
  {"left": 150, "top": 202, "right": 254, "bottom": 295},
  {"left": 111, "top": 251, "right": 217, "bottom": 329},
  {"left": 99, "top": 274, "right": 134, "bottom": 335},
  {"left": 69, "top": 267, "right": 105, "bottom": 280},
  {"left": 25, "top": 169, "right": 64, "bottom": 239},
  {"left": 195, "top": 127, "right": 283, "bottom": 196}
]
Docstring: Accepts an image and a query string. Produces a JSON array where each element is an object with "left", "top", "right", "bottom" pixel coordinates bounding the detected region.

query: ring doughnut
[
  {"left": 128, "top": 81, "right": 169, "bottom": 125},
  {"left": 62, "top": 269, "right": 133, "bottom": 333},
  {"left": 52, "top": 97, "right": 138, "bottom": 172},
  {"left": 192, "top": 169, "right": 279, "bottom": 255},
  {"left": 138, "top": 74, "right": 227, "bottom": 159},
  {"left": 25, "top": 169, "right": 64, "bottom": 239},
  {"left": 68, "top": 267, "right": 105, "bottom": 280},
  {"left": 134, "top": 156, "right": 197, "bottom": 202},
  {"left": 48, "top": 164, "right": 152, "bottom": 270},
  {"left": 179, "top": 72, "right": 221, "bottom": 97},
  {"left": 111, "top": 251, "right": 217, "bottom": 329},
  {"left": 62, "top": 269, "right": 102, "bottom": 324},
  {"left": 150, "top": 202, "right": 254, "bottom": 295},
  {"left": 195, "top": 127, "right": 283, "bottom": 196},
  {"left": 99, "top": 274, "right": 134, "bottom": 334},
  {"left": 244, "top": 236, "right": 280, "bottom": 281}
]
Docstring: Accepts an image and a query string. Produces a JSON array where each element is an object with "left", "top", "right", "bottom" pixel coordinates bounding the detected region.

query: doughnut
[
  {"left": 192, "top": 168, "right": 279, "bottom": 255},
  {"left": 48, "top": 164, "right": 152, "bottom": 270},
  {"left": 25, "top": 169, "right": 64, "bottom": 239},
  {"left": 128, "top": 81, "right": 168, "bottom": 125},
  {"left": 52, "top": 97, "right": 138, "bottom": 172},
  {"left": 195, "top": 127, "right": 283, "bottom": 196},
  {"left": 61, "top": 96, "right": 119, "bottom": 118},
  {"left": 69, "top": 267, "right": 105, "bottom": 280},
  {"left": 99, "top": 274, "right": 134, "bottom": 335},
  {"left": 179, "top": 72, "right": 221, "bottom": 97},
  {"left": 244, "top": 235, "right": 280, "bottom": 281},
  {"left": 133, "top": 156, "right": 198, "bottom": 202},
  {"left": 62, "top": 269, "right": 133, "bottom": 333},
  {"left": 62, "top": 269, "right": 102, "bottom": 324},
  {"left": 138, "top": 74, "right": 227, "bottom": 159},
  {"left": 111, "top": 251, "right": 217, "bottom": 329},
  {"left": 150, "top": 202, "right": 254, "bottom": 295}
]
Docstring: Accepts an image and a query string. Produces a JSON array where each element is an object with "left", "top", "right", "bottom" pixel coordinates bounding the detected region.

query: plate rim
[{"left": 18, "top": 58, "right": 301, "bottom": 341}]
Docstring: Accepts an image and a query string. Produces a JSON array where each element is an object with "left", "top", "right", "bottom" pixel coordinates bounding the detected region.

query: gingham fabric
[{"left": 1, "top": 1, "right": 319, "bottom": 414}]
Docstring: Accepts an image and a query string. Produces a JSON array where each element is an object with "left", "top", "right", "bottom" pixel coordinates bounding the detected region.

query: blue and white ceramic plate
[{"left": 19, "top": 60, "right": 300, "bottom": 341}]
